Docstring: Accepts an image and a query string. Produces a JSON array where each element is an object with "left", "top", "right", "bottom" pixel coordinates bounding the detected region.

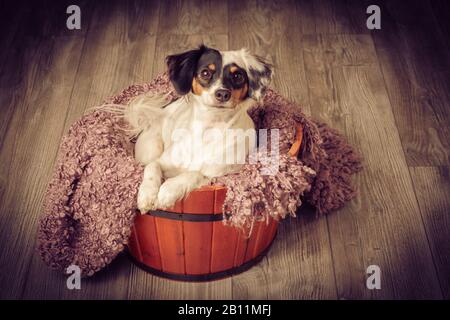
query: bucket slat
[
  {"left": 183, "top": 187, "right": 215, "bottom": 274},
  {"left": 210, "top": 187, "right": 236, "bottom": 273},
  {"left": 213, "top": 187, "right": 227, "bottom": 213},
  {"left": 129, "top": 224, "right": 143, "bottom": 261},
  {"left": 156, "top": 217, "right": 185, "bottom": 274},
  {"left": 183, "top": 187, "right": 215, "bottom": 213},
  {"left": 245, "top": 221, "right": 264, "bottom": 262},
  {"left": 210, "top": 223, "right": 239, "bottom": 273},
  {"left": 253, "top": 219, "right": 278, "bottom": 258},
  {"left": 132, "top": 215, "right": 162, "bottom": 269},
  {"left": 234, "top": 233, "right": 249, "bottom": 267},
  {"left": 183, "top": 219, "right": 213, "bottom": 274},
  {"left": 264, "top": 219, "right": 278, "bottom": 251}
]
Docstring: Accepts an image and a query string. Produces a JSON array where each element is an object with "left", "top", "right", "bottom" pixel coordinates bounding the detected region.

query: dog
[{"left": 125, "top": 45, "right": 272, "bottom": 213}]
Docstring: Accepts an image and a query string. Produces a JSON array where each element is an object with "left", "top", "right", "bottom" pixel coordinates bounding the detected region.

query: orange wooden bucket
[{"left": 128, "top": 125, "right": 303, "bottom": 281}]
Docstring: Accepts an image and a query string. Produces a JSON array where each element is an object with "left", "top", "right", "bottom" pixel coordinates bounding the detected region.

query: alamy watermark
[
  {"left": 66, "top": 264, "right": 81, "bottom": 290},
  {"left": 366, "top": 265, "right": 381, "bottom": 290},
  {"left": 366, "top": 5, "right": 381, "bottom": 30},
  {"left": 66, "top": 4, "right": 381, "bottom": 31},
  {"left": 169, "top": 126, "right": 281, "bottom": 176},
  {"left": 66, "top": 5, "right": 81, "bottom": 30}
]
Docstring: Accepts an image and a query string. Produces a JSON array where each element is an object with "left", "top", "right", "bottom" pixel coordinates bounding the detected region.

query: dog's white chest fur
[{"left": 156, "top": 95, "right": 256, "bottom": 178}]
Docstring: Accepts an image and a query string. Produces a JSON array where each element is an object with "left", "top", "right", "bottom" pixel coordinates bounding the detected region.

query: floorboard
[{"left": 410, "top": 166, "right": 450, "bottom": 299}]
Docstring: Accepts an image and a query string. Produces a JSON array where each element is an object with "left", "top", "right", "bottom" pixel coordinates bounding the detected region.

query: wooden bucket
[{"left": 128, "top": 125, "right": 303, "bottom": 281}]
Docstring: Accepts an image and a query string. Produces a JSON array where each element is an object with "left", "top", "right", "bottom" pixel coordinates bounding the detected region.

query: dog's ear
[
  {"left": 166, "top": 45, "right": 207, "bottom": 95},
  {"left": 239, "top": 49, "right": 273, "bottom": 101}
]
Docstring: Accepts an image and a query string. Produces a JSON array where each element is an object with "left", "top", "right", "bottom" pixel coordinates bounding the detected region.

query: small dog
[{"left": 125, "top": 45, "right": 272, "bottom": 212}]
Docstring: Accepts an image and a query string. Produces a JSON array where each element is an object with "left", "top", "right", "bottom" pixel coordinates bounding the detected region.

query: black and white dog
[{"left": 125, "top": 45, "right": 272, "bottom": 212}]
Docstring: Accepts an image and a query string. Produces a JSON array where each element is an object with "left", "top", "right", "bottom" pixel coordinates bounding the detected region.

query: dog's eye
[
  {"left": 200, "top": 69, "right": 212, "bottom": 80},
  {"left": 233, "top": 72, "right": 244, "bottom": 84}
]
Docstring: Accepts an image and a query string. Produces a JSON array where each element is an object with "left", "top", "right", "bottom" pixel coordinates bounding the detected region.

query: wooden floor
[{"left": 0, "top": 0, "right": 449, "bottom": 299}]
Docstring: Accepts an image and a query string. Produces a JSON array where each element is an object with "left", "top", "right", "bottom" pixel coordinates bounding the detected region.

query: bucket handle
[{"left": 287, "top": 124, "right": 303, "bottom": 158}]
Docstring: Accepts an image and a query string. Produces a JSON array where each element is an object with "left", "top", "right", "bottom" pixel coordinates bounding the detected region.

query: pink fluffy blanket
[{"left": 38, "top": 74, "right": 361, "bottom": 276}]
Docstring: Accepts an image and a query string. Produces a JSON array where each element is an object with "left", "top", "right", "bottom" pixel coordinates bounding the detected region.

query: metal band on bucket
[{"left": 147, "top": 209, "right": 224, "bottom": 222}]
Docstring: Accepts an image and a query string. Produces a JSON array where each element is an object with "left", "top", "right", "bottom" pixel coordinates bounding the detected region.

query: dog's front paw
[
  {"left": 137, "top": 183, "right": 159, "bottom": 214},
  {"left": 157, "top": 180, "right": 184, "bottom": 209}
]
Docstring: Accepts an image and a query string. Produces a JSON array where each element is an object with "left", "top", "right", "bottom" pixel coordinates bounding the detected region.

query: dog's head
[{"left": 166, "top": 45, "right": 272, "bottom": 108}]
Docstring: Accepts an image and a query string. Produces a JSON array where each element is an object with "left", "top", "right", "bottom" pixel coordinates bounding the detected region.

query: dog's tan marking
[
  {"left": 231, "top": 83, "right": 248, "bottom": 104},
  {"left": 192, "top": 77, "right": 203, "bottom": 95},
  {"left": 208, "top": 64, "right": 216, "bottom": 71},
  {"left": 230, "top": 66, "right": 238, "bottom": 73}
]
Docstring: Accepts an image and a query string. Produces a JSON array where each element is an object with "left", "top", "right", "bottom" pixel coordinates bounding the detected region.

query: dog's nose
[{"left": 215, "top": 89, "right": 231, "bottom": 102}]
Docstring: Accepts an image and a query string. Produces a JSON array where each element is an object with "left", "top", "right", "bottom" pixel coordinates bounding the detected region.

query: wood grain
[
  {"left": 410, "top": 167, "right": 450, "bottom": 298},
  {"left": 158, "top": 0, "right": 228, "bottom": 35},
  {"left": 312, "top": 0, "right": 370, "bottom": 34}
]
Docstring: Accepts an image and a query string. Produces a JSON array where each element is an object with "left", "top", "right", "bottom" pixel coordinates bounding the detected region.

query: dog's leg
[
  {"left": 157, "top": 171, "right": 210, "bottom": 209},
  {"left": 137, "top": 161, "right": 162, "bottom": 213},
  {"left": 135, "top": 124, "right": 165, "bottom": 213}
]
